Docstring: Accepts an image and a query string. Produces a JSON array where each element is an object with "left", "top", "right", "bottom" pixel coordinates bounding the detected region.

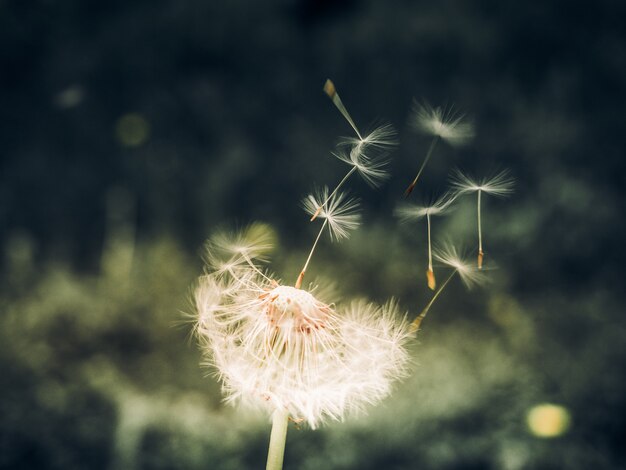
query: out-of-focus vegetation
[{"left": 2, "top": 215, "right": 625, "bottom": 469}]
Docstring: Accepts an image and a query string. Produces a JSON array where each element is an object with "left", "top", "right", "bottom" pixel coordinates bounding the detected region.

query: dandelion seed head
[
  {"left": 262, "top": 285, "right": 329, "bottom": 331},
  {"left": 195, "top": 229, "right": 412, "bottom": 429},
  {"left": 412, "top": 102, "right": 475, "bottom": 146},
  {"left": 449, "top": 169, "right": 515, "bottom": 197},
  {"left": 302, "top": 187, "right": 361, "bottom": 240},
  {"left": 433, "top": 243, "right": 489, "bottom": 289}
]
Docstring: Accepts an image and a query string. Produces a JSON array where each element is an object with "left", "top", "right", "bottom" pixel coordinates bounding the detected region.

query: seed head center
[{"left": 263, "top": 286, "right": 328, "bottom": 332}]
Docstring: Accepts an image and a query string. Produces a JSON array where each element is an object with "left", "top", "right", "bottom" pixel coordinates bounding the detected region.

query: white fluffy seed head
[
  {"left": 195, "top": 228, "right": 412, "bottom": 429},
  {"left": 411, "top": 102, "right": 475, "bottom": 146},
  {"left": 302, "top": 187, "right": 361, "bottom": 240},
  {"left": 449, "top": 168, "right": 515, "bottom": 197}
]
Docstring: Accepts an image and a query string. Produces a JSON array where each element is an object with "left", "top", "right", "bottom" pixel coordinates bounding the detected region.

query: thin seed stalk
[
  {"left": 427, "top": 213, "right": 432, "bottom": 272},
  {"left": 477, "top": 190, "right": 484, "bottom": 269},
  {"left": 404, "top": 135, "right": 440, "bottom": 197},
  {"left": 296, "top": 219, "right": 328, "bottom": 288},
  {"left": 311, "top": 166, "right": 357, "bottom": 221},
  {"left": 266, "top": 409, "right": 289, "bottom": 470},
  {"left": 426, "top": 213, "right": 436, "bottom": 290},
  {"left": 324, "top": 79, "right": 362, "bottom": 140},
  {"left": 410, "top": 270, "right": 457, "bottom": 333},
  {"left": 477, "top": 190, "right": 482, "bottom": 253}
]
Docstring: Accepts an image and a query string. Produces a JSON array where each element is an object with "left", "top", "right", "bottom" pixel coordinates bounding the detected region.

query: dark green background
[{"left": 1, "top": 0, "right": 625, "bottom": 468}]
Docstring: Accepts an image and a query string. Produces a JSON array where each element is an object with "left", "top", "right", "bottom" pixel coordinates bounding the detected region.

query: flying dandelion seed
[
  {"left": 449, "top": 169, "right": 515, "bottom": 269},
  {"left": 310, "top": 80, "right": 396, "bottom": 221},
  {"left": 297, "top": 187, "right": 361, "bottom": 288},
  {"left": 395, "top": 192, "right": 456, "bottom": 290},
  {"left": 302, "top": 187, "right": 361, "bottom": 241},
  {"left": 404, "top": 102, "right": 475, "bottom": 197},
  {"left": 333, "top": 124, "right": 397, "bottom": 187},
  {"left": 410, "top": 243, "right": 488, "bottom": 333},
  {"left": 195, "top": 225, "right": 412, "bottom": 470}
]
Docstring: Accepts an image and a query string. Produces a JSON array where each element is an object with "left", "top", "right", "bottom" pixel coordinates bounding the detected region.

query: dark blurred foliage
[{"left": 1, "top": 0, "right": 625, "bottom": 469}]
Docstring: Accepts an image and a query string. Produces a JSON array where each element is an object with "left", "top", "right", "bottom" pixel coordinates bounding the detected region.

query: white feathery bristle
[
  {"left": 206, "top": 223, "right": 276, "bottom": 271},
  {"left": 412, "top": 102, "right": 475, "bottom": 146},
  {"left": 195, "top": 230, "right": 412, "bottom": 429},
  {"left": 302, "top": 187, "right": 361, "bottom": 240},
  {"left": 394, "top": 191, "right": 456, "bottom": 221},
  {"left": 341, "top": 123, "right": 398, "bottom": 150},
  {"left": 335, "top": 124, "right": 397, "bottom": 187},
  {"left": 433, "top": 243, "right": 489, "bottom": 289},
  {"left": 449, "top": 168, "right": 515, "bottom": 197}
]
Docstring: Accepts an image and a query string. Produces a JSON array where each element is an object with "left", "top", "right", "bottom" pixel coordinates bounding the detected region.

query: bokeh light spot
[
  {"left": 115, "top": 113, "right": 150, "bottom": 148},
  {"left": 54, "top": 85, "right": 84, "bottom": 109},
  {"left": 527, "top": 403, "right": 571, "bottom": 438}
]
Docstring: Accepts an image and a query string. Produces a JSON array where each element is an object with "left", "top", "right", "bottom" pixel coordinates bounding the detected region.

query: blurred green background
[{"left": 1, "top": 0, "right": 625, "bottom": 469}]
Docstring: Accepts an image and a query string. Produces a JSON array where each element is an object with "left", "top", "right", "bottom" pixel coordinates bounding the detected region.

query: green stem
[{"left": 266, "top": 409, "right": 290, "bottom": 470}]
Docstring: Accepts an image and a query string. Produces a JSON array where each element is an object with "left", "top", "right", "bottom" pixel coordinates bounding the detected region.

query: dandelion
[
  {"left": 395, "top": 192, "right": 456, "bottom": 290},
  {"left": 195, "top": 225, "right": 413, "bottom": 470},
  {"left": 410, "top": 243, "right": 488, "bottom": 333},
  {"left": 193, "top": 80, "right": 503, "bottom": 470},
  {"left": 310, "top": 80, "right": 396, "bottom": 221},
  {"left": 449, "top": 169, "right": 515, "bottom": 268},
  {"left": 404, "top": 102, "right": 475, "bottom": 197},
  {"left": 193, "top": 81, "right": 414, "bottom": 470}
]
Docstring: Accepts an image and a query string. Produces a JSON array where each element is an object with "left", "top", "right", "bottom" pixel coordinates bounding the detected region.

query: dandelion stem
[
  {"left": 410, "top": 270, "right": 456, "bottom": 333},
  {"left": 427, "top": 213, "right": 432, "bottom": 272},
  {"left": 477, "top": 190, "right": 482, "bottom": 253},
  {"left": 404, "top": 135, "right": 440, "bottom": 197},
  {"left": 296, "top": 219, "right": 328, "bottom": 288},
  {"left": 311, "top": 166, "right": 358, "bottom": 221},
  {"left": 266, "top": 408, "right": 289, "bottom": 470},
  {"left": 426, "top": 213, "right": 436, "bottom": 290},
  {"left": 477, "top": 190, "right": 484, "bottom": 269}
]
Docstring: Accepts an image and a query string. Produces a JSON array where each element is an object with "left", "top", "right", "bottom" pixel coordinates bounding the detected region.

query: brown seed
[
  {"left": 295, "top": 271, "right": 305, "bottom": 289},
  {"left": 323, "top": 79, "right": 336, "bottom": 98},
  {"left": 404, "top": 182, "right": 416, "bottom": 198},
  {"left": 310, "top": 206, "right": 322, "bottom": 221},
  {"left": 409, "top": 317, "right": 422, "bottom": 334},
  {"left": 426, "top": 269, "right": 436, "bottom": 290}
]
